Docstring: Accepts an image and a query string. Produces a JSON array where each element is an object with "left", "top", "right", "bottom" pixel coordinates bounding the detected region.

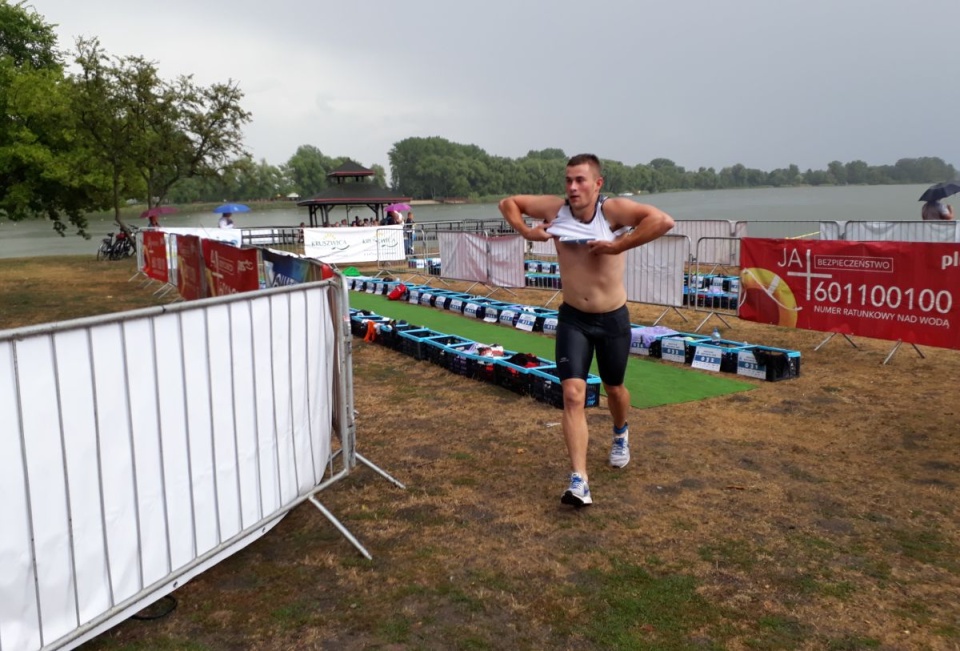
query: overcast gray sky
[{"left": 36, "top": 0, "right": 960, "bottom": 173}]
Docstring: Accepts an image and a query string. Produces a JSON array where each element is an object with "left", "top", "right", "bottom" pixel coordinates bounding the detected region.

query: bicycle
[
  {"left": 96, "top": 232, "right": 116, "bottom": 261},
  {"left": 95, "top": 226, "right": 139, "bottom": 261}
]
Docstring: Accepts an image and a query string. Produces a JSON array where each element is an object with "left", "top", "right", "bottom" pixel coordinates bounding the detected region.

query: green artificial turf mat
[{"left": 350, "top": 291, "right": 755, "bottom": 409}]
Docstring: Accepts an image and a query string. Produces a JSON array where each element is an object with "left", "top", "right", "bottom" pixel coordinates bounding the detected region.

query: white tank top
[{"left": 545, "top": 196, "right": 629, "bottom": 241}]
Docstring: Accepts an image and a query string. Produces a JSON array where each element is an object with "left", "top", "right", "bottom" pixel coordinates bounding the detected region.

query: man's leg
[
  {"left": 594, "top": 308, "right": 633, "bottom": 468},
  {"left": 555, "top": 308, "right": 594, "bottom": 506},
  {"left": 604, "top": 383, "right": 630, "bottom": 430},
  {"left": 561, "top": 379, "right": 589, "bottom": 478}
]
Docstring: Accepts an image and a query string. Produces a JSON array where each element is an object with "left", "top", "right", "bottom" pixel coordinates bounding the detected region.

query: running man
[{"left": 499, "top": 153, "right": 674, "bottom": 507}]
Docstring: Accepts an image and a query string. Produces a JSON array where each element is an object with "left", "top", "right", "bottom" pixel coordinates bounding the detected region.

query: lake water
[{"left": 0, "top": 184, "right": 936, "bottom": 259}]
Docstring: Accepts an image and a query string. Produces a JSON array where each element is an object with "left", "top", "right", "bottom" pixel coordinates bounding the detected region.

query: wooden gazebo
[{"left": 297, "top": 161, "right": 411, "bottom": 227}]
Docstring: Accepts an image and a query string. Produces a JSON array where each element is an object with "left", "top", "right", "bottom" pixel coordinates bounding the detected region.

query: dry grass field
[{"left": 1, "top": 256, "right": 958, "bottom": 651}]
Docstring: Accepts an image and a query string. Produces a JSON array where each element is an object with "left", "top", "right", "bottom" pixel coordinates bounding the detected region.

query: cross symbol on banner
[{"left": 784, "top": 248, "right": 832, "bottom": 300}]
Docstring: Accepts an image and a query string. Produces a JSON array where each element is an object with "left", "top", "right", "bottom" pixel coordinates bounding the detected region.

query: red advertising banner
[
  {"left": 740, "top": 238, "right": 960, "bottom": 350},
  {"left": 175, "top": 234, "right": 204, "bottom": 301},
  {"left": 142, "top": 230, "right": 169, "bottom": 284},
  {"left": 201, "top": 239, "right": 260, "bottom": 297}
]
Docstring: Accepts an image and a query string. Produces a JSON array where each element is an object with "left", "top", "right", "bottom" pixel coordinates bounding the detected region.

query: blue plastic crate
[
  {"left": 397, "top": 328, "right": 444, "bottom": 361},
  {"left": 444, "top": 342, "right": 513, "bottom": 382},
  {"left": 527, "top": 366, "right": 601, "bottom": 409},
  {"left": 492, "top": 354, "right": 554, "bottom": 395},
  {"left": 422, "top": 334, "right": 473, "bottom": 366},
  {"left": 514, "top": 307, "right": 558, "bottom": 333},
  {"left": 350, "top": 313, "right": 390, "bottom": 338},
  {"left": 691, "top": 339, "right": 754, "bottom": 373},
  {"left": 735, "top": 346, "right": 801, "bottom": 382},
  {"left": 658, "top": 334, "right": 711, "bottom": 364}
]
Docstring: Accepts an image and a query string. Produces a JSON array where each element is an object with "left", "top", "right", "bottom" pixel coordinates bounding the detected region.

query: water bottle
[{"left": 711, "top": 327, "right": 721, "bottom": 341}]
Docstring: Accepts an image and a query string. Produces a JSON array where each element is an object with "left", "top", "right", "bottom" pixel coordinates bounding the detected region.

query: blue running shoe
[
  {"left": 561, "top": 472, "right": 592, "bottom": 507},
  {"left": 609, "top": 433, "right": 630, "bottom": 468}
]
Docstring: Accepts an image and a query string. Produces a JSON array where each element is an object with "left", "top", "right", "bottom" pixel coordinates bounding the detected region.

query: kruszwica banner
[{"left": 739, "top": 238, "right": 960, "bottom": 350}]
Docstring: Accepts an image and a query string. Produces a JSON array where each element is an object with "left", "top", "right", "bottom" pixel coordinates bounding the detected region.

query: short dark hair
[{"left": 567, "top": 153, "right": 602, "bottom": 175}]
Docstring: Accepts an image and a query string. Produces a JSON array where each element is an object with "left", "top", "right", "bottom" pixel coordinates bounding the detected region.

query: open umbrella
[
  {"left": 213, "top": 203, "right": 251, "bottom": 213},
  {"left": 918, "top": 182, "right": 960, "bottom": 203},
  {"left": 384, "top": 203, "right": 411, "bottom": 213},
  {"left": 139, "top": 206, "right": 178, "bottom": 219}
]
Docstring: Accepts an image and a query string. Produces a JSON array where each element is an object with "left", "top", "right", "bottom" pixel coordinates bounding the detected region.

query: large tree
[
  {"left": 70, "top": 37, "right": 251, "bottom": 232},
  {"left": 0, "top": 1, "right": 108, "bottom": 236}
]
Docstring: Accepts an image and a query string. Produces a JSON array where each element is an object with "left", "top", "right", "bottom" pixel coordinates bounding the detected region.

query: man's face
[{"left": 565, "top": 163, "right": 603, "bottom": 211}]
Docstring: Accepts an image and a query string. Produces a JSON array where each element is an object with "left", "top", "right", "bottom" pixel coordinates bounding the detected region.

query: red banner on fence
[
  {"left": 175, "top": 234, "right": 204, "bottom": 301},
  {"left": 739, "top": 238, "right": 960, "bottom": 350},
  {"left": 201, "top": 239, "right": 259, "bottom": 297},
  {"left": 142, "top": 230, "right": 168, "bottom": 284}
]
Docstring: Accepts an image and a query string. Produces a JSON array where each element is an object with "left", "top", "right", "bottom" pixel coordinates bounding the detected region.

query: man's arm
[
  {"left": 945, "top": 204, "right": 955, "bottom": 220},
  {"left": 499, "top": 195, "right": 565, "bottom": 241},
  {"left": 588, "top": 198, "right": 675, "bottom": 255}
]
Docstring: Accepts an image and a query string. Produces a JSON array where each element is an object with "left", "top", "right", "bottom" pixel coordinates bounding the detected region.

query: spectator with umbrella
[
  {"left": 919, "top": 182, "right": 959, "bottom": 221},
  {"left": 140, "top": 205, "right": 178, "bottom": 228},
  {"left": 214, "top": 203, "right": 250, "bottom": 228}
]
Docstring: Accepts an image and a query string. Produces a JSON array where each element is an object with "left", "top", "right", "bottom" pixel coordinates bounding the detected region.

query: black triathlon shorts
[{"left": 555, "top": 302, "right": 632, "bottom": 385}]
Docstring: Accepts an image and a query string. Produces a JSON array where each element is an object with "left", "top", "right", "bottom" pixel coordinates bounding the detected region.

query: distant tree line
[
  {"left": 2, "top": 2, "right": 956, "bottom": 237},
  {"left": 387, "top": 136, "right": 958, "bottom": 200}
]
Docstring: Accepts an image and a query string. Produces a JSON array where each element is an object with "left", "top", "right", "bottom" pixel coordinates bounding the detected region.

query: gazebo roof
[
  {"left": 327, "top": 161, "right": 375, "bottom": 179},
  {"left": 297, "top": 182, "right": 410, "bottom": 207}
]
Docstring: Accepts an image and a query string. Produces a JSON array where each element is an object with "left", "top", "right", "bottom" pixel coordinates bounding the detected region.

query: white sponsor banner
[
  {"left": 158, "top": 226, "right": 243, "bottom": 247},
  {"left": 304, "top": 226, "right": 404, "bottom": 263}
]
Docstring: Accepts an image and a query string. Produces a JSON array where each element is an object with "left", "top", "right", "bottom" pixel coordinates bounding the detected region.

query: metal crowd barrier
[
  {"left": 690, "top": 236, "right": 742, "bottom": 331},
  {"left": 240, "top": 226, "right": 304, "bottom": 253},
  {"left": 0, "top": 277, "right": 388, "bottom": 651}
]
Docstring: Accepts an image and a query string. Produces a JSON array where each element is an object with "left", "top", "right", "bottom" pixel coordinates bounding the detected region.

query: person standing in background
[{"left": 921, "top": 200, "right": 954, "bottom": 220}]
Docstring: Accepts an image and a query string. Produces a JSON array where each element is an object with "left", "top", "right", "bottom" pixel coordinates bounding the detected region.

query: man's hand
[
  {"left": 586, "top": 239, "right": 620, "bottom": 255},
  {"left": 524, "top": 222, "right": 553, "bottom": 241}
]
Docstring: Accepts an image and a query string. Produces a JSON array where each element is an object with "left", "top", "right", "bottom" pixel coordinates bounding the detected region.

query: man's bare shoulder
[
  {"left": 508, "top": 194, "right": 566, "bottom": 219},
  {"left": 602, "top": 197, "right": 670, "bottom": 226}
]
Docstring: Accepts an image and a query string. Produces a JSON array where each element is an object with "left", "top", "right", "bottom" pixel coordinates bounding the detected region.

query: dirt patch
[{"left": 3, "top": 258, "right": 960, "bottom": 650}]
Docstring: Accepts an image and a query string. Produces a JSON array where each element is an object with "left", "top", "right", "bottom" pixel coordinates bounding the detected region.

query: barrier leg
[
  {"left": 543, "top": 289, "right": 562, "bottom": 307},
  {"left": 356, "top": 452, "right": 407, "bottom": 489},
  {"left": 307, "top": 495, "right": 373, "bottom": 560},
  {"left": 652, "top": 307, "right": 688, "bottom": 326},
  {"left": 882, "top": 341, "right": 925, "bottom": 366},
  {"left": 814, "top": 332, "right": 859, "bottom": 352},
  {"left": 694, "top": 312, "right": 732, "bottom": 333}
]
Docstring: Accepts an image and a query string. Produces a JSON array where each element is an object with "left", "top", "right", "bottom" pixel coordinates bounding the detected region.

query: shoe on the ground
[
  {"left": 609, "top": 434, "right": 630, "bottom": 468},
  {"left": 561, "top": 472, "right": 592, "bottom": 507}
]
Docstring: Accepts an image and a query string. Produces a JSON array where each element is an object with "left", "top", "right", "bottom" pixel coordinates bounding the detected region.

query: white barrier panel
[
  {"left": 0, "top": 281, "right": 342, "bottom": 650},
  {"left": 486, "top": 235, "right": 525, "bottom": 288},
  {"left": 159, "top": 226, "right": 243, "bottom": 247},
  {"left": 843, "top": 220, "right": 960, "bottom": 243},
  {"left": 819, "top": 221, "right": 844, "bottom": 241},
  {"left": 438, "top": 231, "right": 486, "bottom": 282},
  {"left": 303, "top": 226, "right": 404, "bottom": 263},
  {"left": 530, "top": 238, "right": 557, "bottom": 256},
  {"left": 668, "top": 220, "right": 736, "bottom": 264},
  {"left": 624, "top": 234, "right": 688, "bottom": 307},
  {"left": 438, "top": 232, "right": 524, "bottom": 287}
]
